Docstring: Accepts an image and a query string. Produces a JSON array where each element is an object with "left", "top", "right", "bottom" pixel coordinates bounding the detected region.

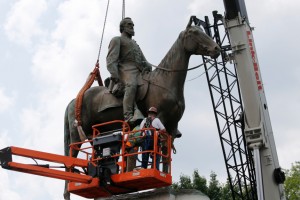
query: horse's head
[{"left": 183, "top": 18, "right": 221, "bottom": 59}]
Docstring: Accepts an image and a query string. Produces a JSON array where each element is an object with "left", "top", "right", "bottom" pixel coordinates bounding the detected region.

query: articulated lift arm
[
  {"left": 222, "top": 0, "right": 286, "bottom": 199},
  {"left": 0, "top": 146, "right": 92, "bottom": 183}
]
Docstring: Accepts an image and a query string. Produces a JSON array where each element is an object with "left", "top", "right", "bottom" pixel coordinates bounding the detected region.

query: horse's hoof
[
  {"left": 175, "top": 133, "right": 182, "bottom": 138},
  {"left": 63, "top": 192, "right": 70, "bottom": 200}
]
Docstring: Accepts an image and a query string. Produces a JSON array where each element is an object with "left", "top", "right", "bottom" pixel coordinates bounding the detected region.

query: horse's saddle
[{"left": 97, "top": 73, "right": 150, "bottom": 113}]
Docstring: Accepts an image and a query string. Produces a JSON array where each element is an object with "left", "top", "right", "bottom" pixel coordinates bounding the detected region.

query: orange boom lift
[{"left": 0, "top": 120, "right": 172, "bottom": 199}]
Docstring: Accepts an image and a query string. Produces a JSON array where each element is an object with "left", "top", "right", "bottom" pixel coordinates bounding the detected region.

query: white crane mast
[{"left": 222, "top": 0, "right": 286, "bottom": 199}]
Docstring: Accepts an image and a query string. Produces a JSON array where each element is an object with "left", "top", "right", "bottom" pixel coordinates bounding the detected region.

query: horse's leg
[
  {"left": 161, "top": 135, "right": 169, "bottom": 173},
  {"left": 161, "top": 129, "right": 178, "bottom": 173},
  {"left": 63, "top": 103, "right": 82, "bottom": 200}
]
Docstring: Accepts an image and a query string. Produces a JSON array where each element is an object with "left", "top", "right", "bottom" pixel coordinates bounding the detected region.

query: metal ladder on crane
[{"left": 200, "top": 12, "right": 257, "bottom": 200}]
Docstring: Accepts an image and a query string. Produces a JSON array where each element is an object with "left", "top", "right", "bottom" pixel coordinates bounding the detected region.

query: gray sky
[{"left": 0, "top": 0, "right": 299, "bottom": 199}]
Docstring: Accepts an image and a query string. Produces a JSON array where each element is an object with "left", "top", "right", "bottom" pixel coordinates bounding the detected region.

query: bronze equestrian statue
[
  {"left": 107, "top": 17, "right": 152, "bottom": 123},
  {"left": 63, "top": 16, "right": 220, "bottom": 200}
]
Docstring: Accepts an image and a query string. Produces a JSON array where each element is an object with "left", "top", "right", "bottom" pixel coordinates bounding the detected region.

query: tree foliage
[
  {"left": 172, "top": 169, "right": 207, "bottom": 193},
  {"left": 178, "top": 174, "right": 192, "bottom": 189},
  {"left": 172, "top": 170, "right": 220, "bottom": 199},
  {"left": 192, "top": 169, "right": 208, "bottom": 194},
  {"left": 220, "top": 180, "right": 233, "bottom": 200},
  {"left": 284, "top": 161, "right": 300, "bottom": 200},
  {"left": 172, "top": 162, "right": 300, "bottom": 200},
  {"left": 207, "top": 171, "right": 222, "bottom": 200},
  {"left": 172, "top": 169, "right": 207, "bottom": 192},
  {"left": 172, "top": 171, "right": 250, "bottom": 199}
]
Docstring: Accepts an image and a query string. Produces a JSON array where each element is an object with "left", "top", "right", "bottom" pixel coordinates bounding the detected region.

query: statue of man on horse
[
  {"left": 63, "top": 16, "right": 221, "bottom": 200},
  {"left": 106, "top": 17, "right": 152, "bottom": 124}
]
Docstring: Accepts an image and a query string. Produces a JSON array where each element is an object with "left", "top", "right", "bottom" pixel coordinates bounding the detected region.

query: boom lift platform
[{"left": 0, "top": 120, "right": 172, "bottom": 199}]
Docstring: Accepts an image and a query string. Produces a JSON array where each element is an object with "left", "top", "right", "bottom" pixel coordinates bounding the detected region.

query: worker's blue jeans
[{"left": 141, "top": 138, "right": 160, "bottom": 170}]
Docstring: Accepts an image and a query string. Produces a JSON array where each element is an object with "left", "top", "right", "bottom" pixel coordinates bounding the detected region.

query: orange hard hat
[{"left": 148, "top": 107, "right": 157, "bottom": 114}]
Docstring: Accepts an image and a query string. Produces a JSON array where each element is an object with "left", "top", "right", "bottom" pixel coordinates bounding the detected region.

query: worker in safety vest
[
  {"left": 106, "top": 17, "right": 152, "bottom": 123},
  {"left": 140, "top": 107, "right": 166, "bottom": 170},
  {"left": 124, "top": 125, "right": 142, "bottom": 172}
]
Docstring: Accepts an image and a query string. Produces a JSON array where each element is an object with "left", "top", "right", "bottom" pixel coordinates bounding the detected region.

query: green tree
[
  {"left": 171, "top": 161, "right": 300, "bottom": 200},
  {"left": 171, "top": 169, "right": 259, "bottom": 200},
  {"left": 207, "top": 171, "right": 222, "bottom": 200},
  {"left": 221, "top": 181, "right": 248, "bottom": 200},
  {"left": 192, "top": 169, "right": 208, "bottom": 195},
  {"left": 172, "top": 169, "right": 207, "bottom": 193},
  {"left": 284, "top": 161, "right": 300, "bottom": 200},
  {"left": 178, "top": 173, "right": 192, "bottom": 189},
  {"left": 220, "top": 180, "right": 233, "bottom": 200}
]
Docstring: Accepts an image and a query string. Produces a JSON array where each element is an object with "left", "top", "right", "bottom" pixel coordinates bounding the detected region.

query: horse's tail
[{"left": 64, "top": 102, "right": 71, "bottom": 157}]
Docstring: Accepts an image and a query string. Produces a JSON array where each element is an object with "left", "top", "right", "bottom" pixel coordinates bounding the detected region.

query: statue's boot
[
  {"left": 124, "top": 112, "right": 134, "bottom": 123},
  {"left": 132, "top": 104, "right": 144, "bottom": 124},
  {"left": 123, "top": 84, "right": 143, "bottom": 125},
  {"left": 124, "top": 104, "right": 144, "bottom": 126}
]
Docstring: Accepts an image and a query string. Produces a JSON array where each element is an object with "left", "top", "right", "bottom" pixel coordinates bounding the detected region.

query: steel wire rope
[
  {"left": 96, "top": 0, "right": 110, "bottom": 63},
  {"left": 122, "top": 0, "right": 125, "bottom": 19}
]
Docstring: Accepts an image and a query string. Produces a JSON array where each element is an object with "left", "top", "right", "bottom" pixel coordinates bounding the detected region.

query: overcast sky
[{"left": 0, "top": 0, "right": 299, "bottom": 200}]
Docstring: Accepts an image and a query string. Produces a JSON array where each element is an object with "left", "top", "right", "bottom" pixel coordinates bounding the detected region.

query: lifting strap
[
  {"left": 75, "top": 62, "right": 103, "bottom": 127},
  {"left": 73, "top": 0, "right": 125, "bottom": 141},
  {"left": 73, "top": 0, "right": 111, "bottom": 140}
]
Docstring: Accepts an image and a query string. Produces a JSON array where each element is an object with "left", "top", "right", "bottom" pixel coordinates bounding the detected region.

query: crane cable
[
  {"left": 122, "top": 0, "right": 125, "bottom": 19},
  {"left": 96, "top": 0, "right": 110, "bottom": 63},
  {"left": 74, "top": 0, "right": 126, "bottom": 141},
  {"left": 96, "top": 0, "right": 125, "bottom": 61},
  {"left": 74, "top": 0, "right": 111, "bottom": 141}
]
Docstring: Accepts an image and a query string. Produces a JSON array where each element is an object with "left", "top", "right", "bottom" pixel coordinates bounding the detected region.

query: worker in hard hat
[{"left": 140, "top": 106, "right": 166, "bottom": 170}]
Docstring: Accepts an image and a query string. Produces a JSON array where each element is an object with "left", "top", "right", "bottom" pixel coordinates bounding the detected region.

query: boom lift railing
[{"left": 200, "top": 12, "right": 257, "bottom": 200}]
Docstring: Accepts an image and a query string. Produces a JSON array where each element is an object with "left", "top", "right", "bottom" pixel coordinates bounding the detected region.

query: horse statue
[{"left": 63, "top": 16, "right": 220, "bottom": 200}]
